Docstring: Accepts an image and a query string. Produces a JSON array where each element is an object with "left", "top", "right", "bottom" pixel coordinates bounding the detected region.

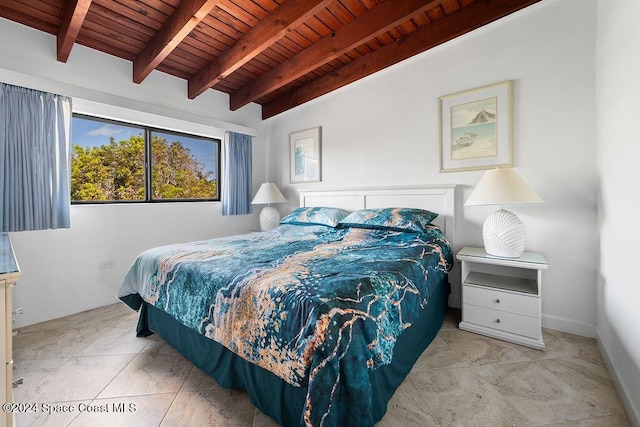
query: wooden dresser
[{"left": 0, "top": 233, "right": 20, "bottom": 427}]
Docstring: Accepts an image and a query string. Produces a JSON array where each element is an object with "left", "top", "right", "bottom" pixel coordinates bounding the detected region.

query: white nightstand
[{"left": 457, "top": 246, "right": 548, "bottom": 350}]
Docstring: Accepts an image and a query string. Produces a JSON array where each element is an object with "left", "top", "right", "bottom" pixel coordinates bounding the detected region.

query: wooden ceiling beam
[
  {"left": 187, "top": 0, "right": 333, "bottom": 100},
  {"left": 262, "top": 0, "right": 542, "bottom": 119},
  {"left": 133, "top": 0, "right": 220, "bottom": 84},
  {"left": 229, "top": 0, "right": 441, "bottom": 111},
  {"left": 57, "top": 0, "right": 93, "bottom": 63}
]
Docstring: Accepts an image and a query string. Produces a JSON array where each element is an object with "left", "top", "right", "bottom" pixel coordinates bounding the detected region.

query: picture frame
[
  {"left": 290, "top": 126, "right": 321, "bottom": 183},
  {"left": 439, "top": 80, "right": 513, "bottom": 172}
]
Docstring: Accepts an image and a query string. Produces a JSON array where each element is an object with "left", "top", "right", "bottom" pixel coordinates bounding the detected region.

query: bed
[{"left": 117, "top": 186, "right": 456, "bottom": 426}]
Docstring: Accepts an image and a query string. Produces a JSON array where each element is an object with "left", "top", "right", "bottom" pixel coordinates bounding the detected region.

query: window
[{"left": 71, "top": 115, "right": 220, "bottom": 203}]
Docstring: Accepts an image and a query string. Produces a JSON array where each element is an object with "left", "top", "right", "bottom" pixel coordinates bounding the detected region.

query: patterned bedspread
[{"left": 118, "top": 223, "right": 452, "bottom": 426}]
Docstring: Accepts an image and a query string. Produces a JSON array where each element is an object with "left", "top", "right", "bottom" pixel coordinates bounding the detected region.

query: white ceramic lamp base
[
  {"left": 259, "top": 205, "right": 280, "bottom": 231},
  {"left": 482, "top": 209, "right": 526, "bottom": 258}
]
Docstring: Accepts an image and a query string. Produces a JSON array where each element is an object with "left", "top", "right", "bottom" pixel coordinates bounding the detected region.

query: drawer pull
[
  {"left": 496, "top": 319, "right": 501, "bottom": 324},
  {"left": 13, "top": 378, "right": 23, "bottom": 388},
  {"left": 495, "top": 299, "right": 501, "bottom": 304}
]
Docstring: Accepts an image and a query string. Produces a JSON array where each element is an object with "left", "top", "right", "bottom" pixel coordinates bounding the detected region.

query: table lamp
[
  {"left": 251, "top": 182, "right": 287, "bottom": 231},
  {"left": 465, "top": 167, "right": 543, "bottom": 258}
]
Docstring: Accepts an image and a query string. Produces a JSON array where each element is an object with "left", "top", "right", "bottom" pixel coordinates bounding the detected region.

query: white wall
[
  {"left": 0, "top": 18, "right": 266, "bottom": 327},
  {"left": 596, "top": 0, "right": 640, "bottom": 423},
  {"left": 265, "top": 0, "right": 598, "bottom": 337}
]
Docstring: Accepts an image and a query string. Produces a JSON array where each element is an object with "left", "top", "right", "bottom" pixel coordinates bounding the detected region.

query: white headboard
[{"left": 299, "top": 185, "right": 457, "bottom": 250}]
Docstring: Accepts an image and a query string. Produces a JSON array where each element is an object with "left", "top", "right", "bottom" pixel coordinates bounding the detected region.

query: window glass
[
  {"left": 151, "top": 131, "right": 218, "bottom": 200},
  {"left": 71, "top": 116, "right": 145, "bottom": 201},
  {"left": 71, "top": 115, "right": 220, "bottom": 203}
]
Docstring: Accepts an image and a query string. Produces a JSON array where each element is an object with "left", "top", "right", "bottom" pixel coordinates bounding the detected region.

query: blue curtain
[
  {"left": 222, "top": 131, "right": 252, "bottom": 215},
  {"left": 0, "top": 83, "right": 72, "bottom": 232}
]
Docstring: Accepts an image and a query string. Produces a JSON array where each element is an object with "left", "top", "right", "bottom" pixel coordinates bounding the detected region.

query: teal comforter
[{"left": 118, "top": 223, "right": 452, "bottom": 426}]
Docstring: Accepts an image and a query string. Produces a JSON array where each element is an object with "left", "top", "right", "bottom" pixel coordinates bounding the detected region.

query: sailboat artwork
[
  {"left": 440, "top": 80, "right": 513, "bottom": 172},
  {"left": 450, "top": 97, "right": 498, "bottom": 161}
]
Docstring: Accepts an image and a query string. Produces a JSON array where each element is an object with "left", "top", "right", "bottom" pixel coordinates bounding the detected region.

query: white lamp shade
[
  {"left": 465, "top": 168, "right": 543, "bottom": 206},
  {"left": 251, "top": 182, "right": 287, "bottom": 205}
]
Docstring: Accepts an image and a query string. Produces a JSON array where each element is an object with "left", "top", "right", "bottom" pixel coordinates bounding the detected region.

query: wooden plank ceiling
[{"left": 0, "top": 0, "right": 540, "bottom": 119}]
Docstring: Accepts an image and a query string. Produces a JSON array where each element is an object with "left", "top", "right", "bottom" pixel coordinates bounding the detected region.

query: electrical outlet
[{"left": 98, "top": 260, "right": 115, "bottom": 270}]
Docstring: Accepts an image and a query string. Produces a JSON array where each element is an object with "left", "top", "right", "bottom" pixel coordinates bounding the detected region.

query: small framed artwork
[
  {"left": 290, "top": 126, "right": 321, "bottom": 183},
  {"left": 439, "top": 80, "right": 513, "bottom": 172}
]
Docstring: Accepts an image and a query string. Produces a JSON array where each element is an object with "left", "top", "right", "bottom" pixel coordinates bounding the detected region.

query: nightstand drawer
[
  {"left": 463, "top": 285, "right": 539, "bottom": 318},
  {"left": 463, "top": 304, "right": 541, "bottom": 339}
]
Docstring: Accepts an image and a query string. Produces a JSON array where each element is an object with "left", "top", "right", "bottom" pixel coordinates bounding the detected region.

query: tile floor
[{"left": 12, "top": 303, "right": 630, "bottom": 426}]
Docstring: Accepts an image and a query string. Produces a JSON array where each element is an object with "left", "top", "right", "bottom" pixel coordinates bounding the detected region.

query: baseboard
[
  {"left": 13, "top": 295, "right": 119, "bottom": 329},
  {"left": 541, "top": 313, "right": 597, "bottom": 338},
  {"left": 596, "top": 331, "right": 640, "bottom": 427}
]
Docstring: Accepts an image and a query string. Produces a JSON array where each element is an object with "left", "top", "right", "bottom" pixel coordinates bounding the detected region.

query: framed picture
[
  {"left": 439, "top": 80, "right": 513, "bottom": 172},
  {"left": 290, "top": 126, "right": 321, "bottom": 183}
]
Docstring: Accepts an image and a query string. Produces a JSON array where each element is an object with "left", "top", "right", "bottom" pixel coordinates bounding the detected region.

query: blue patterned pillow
[
  {"left": 280, "top": 207, "right": 351, "bottom": 228},
  {"left": 338, "top": 207, "right": 438, "bottom": 233}
]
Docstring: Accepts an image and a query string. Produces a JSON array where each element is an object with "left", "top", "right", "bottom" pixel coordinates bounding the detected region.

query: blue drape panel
[
  {"left": 221, "top": 131, "right": 252, "bottom": 215},
  {"left": 0, "top": 83, "right": 72, "bottom": 232}
]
